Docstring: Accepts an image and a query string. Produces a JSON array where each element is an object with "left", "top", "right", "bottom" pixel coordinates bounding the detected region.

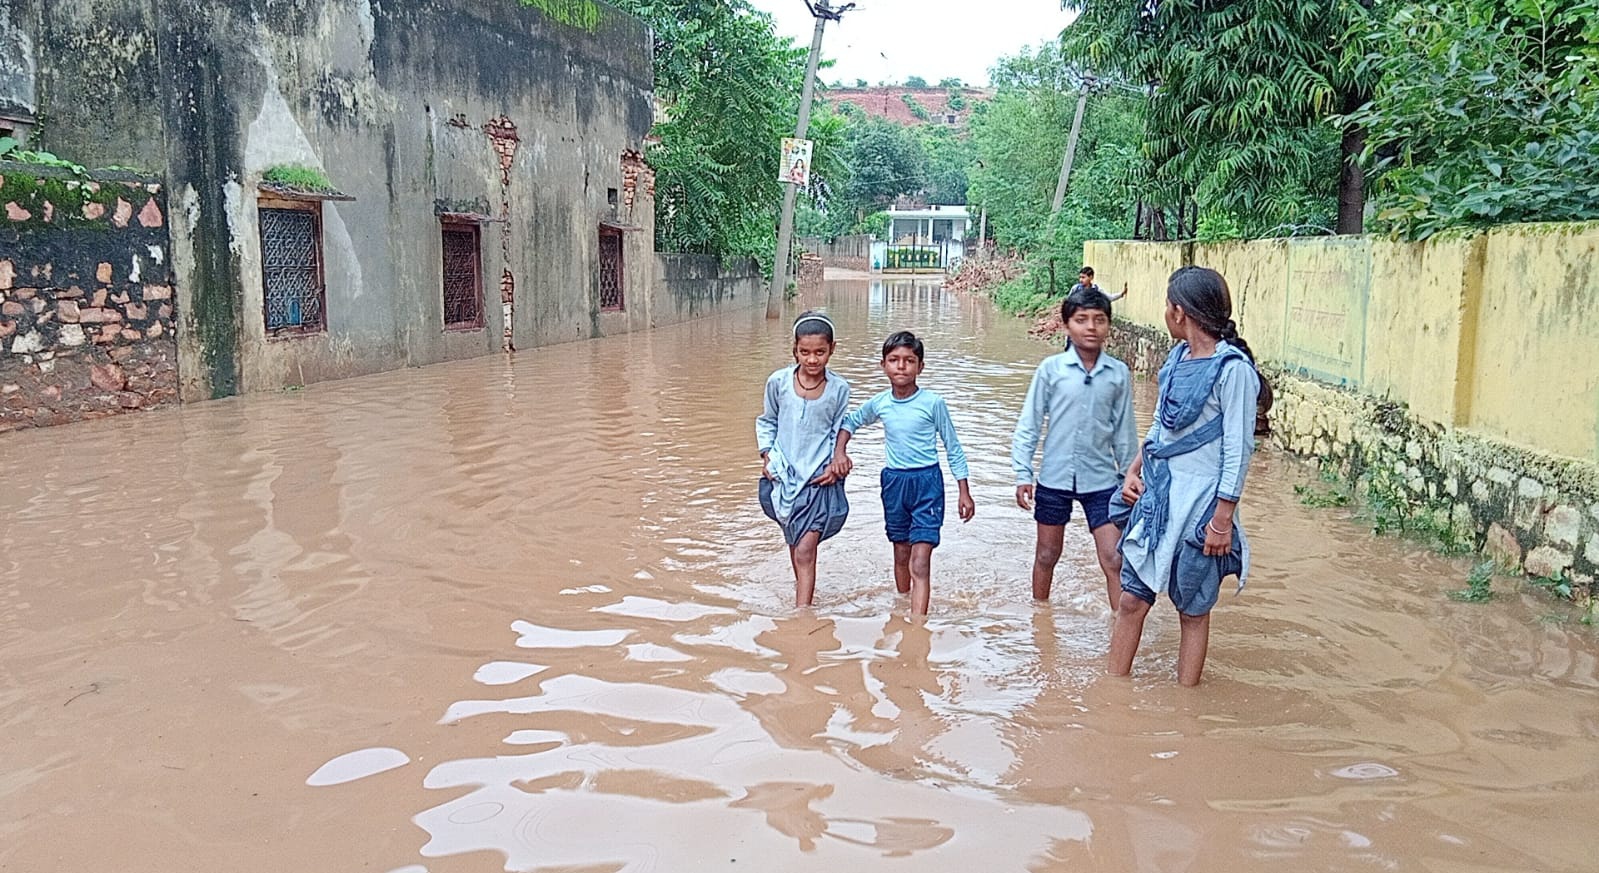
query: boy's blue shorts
[
  {"left": 1034, "top": 483, "right": 1118, "bottom": 530},
  {"left": 880, "top": 464, "right": 944, "bottom": 546}
]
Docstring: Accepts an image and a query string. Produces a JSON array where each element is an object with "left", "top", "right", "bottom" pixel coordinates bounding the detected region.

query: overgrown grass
[
  {"left": 1449, "top": 561, "right": 1496, "bottom": 603},
  {"left": 262, "top": 164, "right": 337, "bottom": 192},
  {"left": 1294, "top": 464, "right": 1352, "bottom": 508},
  {"left": 990, "top": 274, "right": 1063, "bottom": 316},
  {"left": 1361, "top": 468, "right": 1474, "bottom": 556}
]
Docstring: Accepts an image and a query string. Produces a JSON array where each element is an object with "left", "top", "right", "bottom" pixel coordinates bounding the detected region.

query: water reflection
[
  {"left": 2, "top": 277, "right": 1597, "bottom": 872},
  {"left": 414, "top": 616, "right": 1093, "bottom": 871}
]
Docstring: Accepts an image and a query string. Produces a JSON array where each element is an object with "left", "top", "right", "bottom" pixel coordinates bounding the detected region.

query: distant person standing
[{"left": 1072, "top": 266, "right": 1127, "bottom": 303}]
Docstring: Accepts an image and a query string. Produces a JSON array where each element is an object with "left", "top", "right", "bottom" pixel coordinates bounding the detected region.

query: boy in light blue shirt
[
  {"left": 831, "top": 331, "right": 975, "bottom": 615},
  {"left": 1012, "top": 287, "right": 1137, "bottom": 608}
]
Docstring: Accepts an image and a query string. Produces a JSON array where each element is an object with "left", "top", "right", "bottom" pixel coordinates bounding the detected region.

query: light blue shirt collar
[{"left": 1064, "top": 345, "right": 1110, "bottom": 378}]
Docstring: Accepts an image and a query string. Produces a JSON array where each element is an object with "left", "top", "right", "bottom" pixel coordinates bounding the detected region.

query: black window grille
[
  {"left": 259, "top": 206, "right": 326, "bottom": 334},
  {"left": 599, "top": 226, "right": 624, "bottom": 311},
  {"left": 441, "top": 223, "right": 483, "bottom": 328}
]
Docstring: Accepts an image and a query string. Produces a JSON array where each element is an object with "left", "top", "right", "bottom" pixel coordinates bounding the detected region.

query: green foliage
[
  {"left": 1345, "top": 0, "right": 1599, "bottom": 239},
  {"left": 1196, "top": 211, "right": 1245, "bottom": 243},
  {"left": 1450, "top": 561, "right": 1497, "bottom": 602},
  {"left": 937, "top": 77, "right": 964, "bottom": 88},
  {"left": 611, "top": 0, "right": 834, "bottom": 262},
  {"left": 515, "top": 0, "right": 602, "bottom": 31},
  {"left": 262, "top": 164, "right": 336, "bottom": 192},
  {"left": 989, "top": 274, "right": 1062, "bottom": 316},
  {"left": 0, "top": 137, "right": 88, "bottom": 175},
  {"left": 859, "top": 210, "right": 890, "bottom": 237},
  {"left": 1061, "top": 0, "right": 1368, "bottom": 232},
  {"left": 904, "top": 76, "right": 929, "bottom": 88},
  {"left": 920, "top": 125, "right": 973, "bottom": 205},
  {"left": 900, "top": 93, "right": 932, "bottom": 122},
  {"left": 947, "top": 90, "right": 967, "bottom": 112},
  {"left": 1528, "top": 570, "right": 1576, "bottom": 601},
  {"left": 805, "top": 116, "right": 925, "bottom": 237},
  {"left": 966, "top": 42, "right": 1143, "bottom": 298},
  {"left": 1294, "top": 481, "right": 1352, "bottom": 508},
  {"left": 1360, "top": 466, "right": 1474, "bottom": 555}
]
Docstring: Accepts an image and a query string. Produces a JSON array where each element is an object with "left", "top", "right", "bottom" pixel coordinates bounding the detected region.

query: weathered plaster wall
[
  {"left": 653, "top": 255, "right": 763, "bottom": 324},
  {"left": 25, "top": 0, "right": 666, "bottom": 401},
  {"left": 0, "top": 0, "right": 38, "bottom": 127},
  {"left": 800, "top": 234, "right": 872, "bottom": 272},
  {"left": 1090, "top": 224, "right": 1599, "bottom": 605},
  {"left": 0, "top": 164, "right": 177, "bottom": 430}
]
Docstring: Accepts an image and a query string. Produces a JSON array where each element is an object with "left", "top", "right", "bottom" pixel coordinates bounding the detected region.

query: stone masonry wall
[
  {"left": 1109, "top": 319, "right": 1599, "bottom": 609},
  {"left": 0, "top": 163, "right": 177, "bottom": 431}
]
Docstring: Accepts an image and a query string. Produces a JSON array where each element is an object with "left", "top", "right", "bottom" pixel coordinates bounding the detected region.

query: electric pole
[
  {"left": 1050, "top": 74, "right": 1095, "bottom": 217},
  {"left": 768, "top": 1, "right": 855, "bottom": 319}
]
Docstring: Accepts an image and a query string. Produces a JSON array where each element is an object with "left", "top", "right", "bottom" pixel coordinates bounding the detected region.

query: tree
[
  {"left": 1061, "top": 0, "right": 1374, "bottom": 234},
  {"left": 611, "top": 0, "right": 838, "bottom": 260},
  {"left": 904, "top": 75, "right": 929, "bottom": 88},
  {"left": 937, "top": 77, "right": 964, "bottom": 88},
  {"left": 920, "top": 125, "right": 973, "bottom": 205},
  {"left": 1346, "top": 0, "right": 1599, "bottom": 237},
  {"left": 966, "top": 42, "right": 1148, "bottom": 311}
]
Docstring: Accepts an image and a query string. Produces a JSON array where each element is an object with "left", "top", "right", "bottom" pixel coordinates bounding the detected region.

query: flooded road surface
[{"left": 3, "top": 277, "right": 1598, "bottom": 873}]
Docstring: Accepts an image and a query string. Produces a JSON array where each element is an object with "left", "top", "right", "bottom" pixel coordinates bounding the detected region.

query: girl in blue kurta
[
  {"left": 757, "top": 311, "right": 852, "bottom": 607},
  {"left": 1109, "top": 267, "right": 1264, "bottom": 686}
]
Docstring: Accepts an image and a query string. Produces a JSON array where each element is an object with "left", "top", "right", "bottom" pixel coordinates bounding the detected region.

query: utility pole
[
  {"left": 768, "top": 0, "right": 855, "bottom": 319},
  {"left": 1050, "top": 75, "right": 1095, "bottom": 217}
]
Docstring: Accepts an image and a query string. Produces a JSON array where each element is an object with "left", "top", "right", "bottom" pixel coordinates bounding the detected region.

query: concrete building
[
  {"left": 2, "top": 0, "right": 755, "bottom": 415},
  {"left": 870, "top": 205, "right": 970, "bottom": 272}
]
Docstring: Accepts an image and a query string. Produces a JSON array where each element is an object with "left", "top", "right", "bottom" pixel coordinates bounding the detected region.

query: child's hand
[
  {"left": 1203, "top": 521, "right": 1233, "bottom": 556},
  {"left": 1015, "top": 484, "right": 1034, "bottom": 510},
  {"left": 828, "top": 452, "right": 853, "bottom": 480},
  {"left": 810, "top": 469, "right": 838, "bottom": 486},
  {"left": 1121, "top": 471, "right": 1144, "bottom": 505},
  {"left": 761, "top": 453, "right": 774, "bottom": 480},
  {"left": 958, "top": 492, "right": 976, "bottom": 522}
]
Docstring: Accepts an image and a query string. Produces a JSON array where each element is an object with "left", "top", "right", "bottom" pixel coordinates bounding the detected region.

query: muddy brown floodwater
[{"left": 3, "top": 277, "right": 1598, "bottom": 873}]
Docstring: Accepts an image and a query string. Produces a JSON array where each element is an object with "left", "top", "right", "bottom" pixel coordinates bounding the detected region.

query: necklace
[{"left": 795, "top": 371, "right": 825, "bottom": 392}]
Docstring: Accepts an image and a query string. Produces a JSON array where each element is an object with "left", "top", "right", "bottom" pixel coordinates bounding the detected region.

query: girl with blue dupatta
[{"left": 1109, "top": 267, "right": 1265, "bottom": 686}]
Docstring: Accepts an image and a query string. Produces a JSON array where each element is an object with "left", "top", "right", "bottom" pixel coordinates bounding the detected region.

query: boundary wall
[{"left": 1088, "top": 223, "right": 1599, "bottom": 603}]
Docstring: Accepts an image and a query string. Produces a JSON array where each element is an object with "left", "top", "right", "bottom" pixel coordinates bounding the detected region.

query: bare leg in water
[
  {"left": 789, "top": 530, "right": 822, "bottom": 607},
  {"left": 892, "top": 541, "right": 935, "bottom": 614},
  {"left": 1107, "top": 594, "right": 1151, "bottom": 676}
]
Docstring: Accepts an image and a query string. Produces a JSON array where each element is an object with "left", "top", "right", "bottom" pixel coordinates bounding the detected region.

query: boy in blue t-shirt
[{"left": 831, "top": 331, "right": 975, "bottom": 615}]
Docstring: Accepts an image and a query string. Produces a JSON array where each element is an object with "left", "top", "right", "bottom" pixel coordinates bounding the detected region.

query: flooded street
[{"left": 3, "top": 277, "right": 1598, "bottom": 872}]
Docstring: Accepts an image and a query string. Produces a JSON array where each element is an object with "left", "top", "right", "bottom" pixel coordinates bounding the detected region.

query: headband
[{"left": 793, "top": 314, "right": 834, "bottom": 338}]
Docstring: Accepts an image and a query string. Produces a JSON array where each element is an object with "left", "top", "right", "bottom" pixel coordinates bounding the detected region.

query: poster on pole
[{"left": 780, "top": 138, "right": 813, "bottom": 186}]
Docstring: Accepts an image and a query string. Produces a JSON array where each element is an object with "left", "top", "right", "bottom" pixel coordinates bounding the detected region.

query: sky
[{"left": 748, "top": 0, "right": 1073, "bottom": 88}]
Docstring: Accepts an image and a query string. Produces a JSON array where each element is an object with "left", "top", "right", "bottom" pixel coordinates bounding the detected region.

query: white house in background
[{"left": 871, "top": 205, "right": 971, "bottom": 272}]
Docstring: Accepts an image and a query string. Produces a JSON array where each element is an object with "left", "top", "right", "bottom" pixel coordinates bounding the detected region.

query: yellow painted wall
[
  {"left": 1364, "top": 237, "right": 1475, "bottom": 427},
  {"left": 1083, "top": 240, "right": 1183, "bottom": 330},
  {"left": 1090, "top": 222, "right": 1599, "bottom": 463},
  {"left": 1468, "top": 225, "right": 1599, "bottom": 460}
]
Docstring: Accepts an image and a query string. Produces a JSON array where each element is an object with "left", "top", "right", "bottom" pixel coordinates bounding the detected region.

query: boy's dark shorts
[
  {"left": 881, "top": 464, "right": 944, "bottom": 546},
  {"left": 1034, "top": 483, "right": 1119, "bottom": 530}
]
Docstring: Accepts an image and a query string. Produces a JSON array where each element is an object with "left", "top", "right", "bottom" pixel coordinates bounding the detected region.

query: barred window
[
  {"left": 441, "top": 222, "right": 483, "bottom": 329},
  {"left": 259, "top": 203, "right": 326, "bottom": 335},
  {"left": 599, "top": 226, "right": 624, "bottom": 312}
]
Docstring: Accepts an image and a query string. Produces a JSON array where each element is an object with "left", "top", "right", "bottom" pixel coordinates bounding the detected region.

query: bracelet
[{"left": 1206, "top": 521, "right": 1229, "bottom": 535}]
